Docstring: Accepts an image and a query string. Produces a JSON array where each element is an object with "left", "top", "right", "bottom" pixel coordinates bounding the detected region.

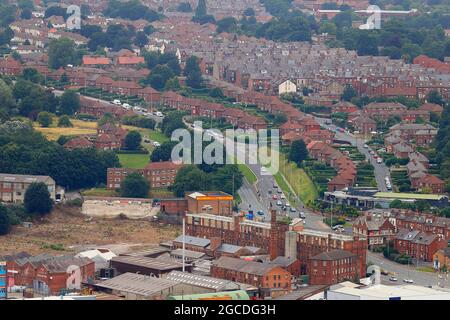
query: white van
[
  {"left": 113, "top": 99, "right": 121, "bottom": 105},
  {"left": 155, "top": 111, "right": 164, "bottom": 117},
  {"left": 122, "top": 103, "right": 131, "bottom": 109}
]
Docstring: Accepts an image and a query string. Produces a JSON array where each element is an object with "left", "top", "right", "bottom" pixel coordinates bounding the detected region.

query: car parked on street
[{"left": 403, "top": 279, "right": 414, "bottom": 284}]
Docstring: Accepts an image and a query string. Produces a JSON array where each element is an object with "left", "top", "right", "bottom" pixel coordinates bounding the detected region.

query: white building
[
  {"left": 325, "top": 281, "right": 450, "bottom": 300},
  {"left": 278, "top": 80, "right": 297, "bottom": 95}
]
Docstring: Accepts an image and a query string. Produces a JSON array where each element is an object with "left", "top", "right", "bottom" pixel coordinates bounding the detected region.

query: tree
[
  {"left": 24, "top": 182, "right": 53, "bottom": 215},
  {"left": 58, "top": 115, "right": 73, "bottom": 127},
  {"left": 216, "top": 17, "right": 238, "bottom": 34},
  {"left": 195, "top": 0, "right": 207, "bottom": 17},
  {"left": 172, "top": 165, "right": 210, "bottom": 197},
  {"left": 98, "top": 113, "right": 116, "bottom": 127},
  {"left": 20, "top": 8, "right": 32, "bottom": 19},
  {"left": 288, "top": 139, "right": 308, "bottom": 166},
  {"left": 48, "top": 37, "right": 78, "bottom": 69},
  {"left": 120, "top": 172, "right": 149, "bottom": 198},
  {"left": 37, "top": 112, "right": 53, "bottom": 127},
  {"left": 0, "top": 79, "right": 15, "bottom": 115},
  {"left": 342, "top": 85, "right": 357, "bottom": 101},
  {"left": 184, "top": 56, "right": 203, "bottom": 88},
  {"left": 243, "top": 7, "right": 255, "bottom": 17},
  {"left": 60, "top": 90, "right": 80, "bottom": 115},
  {"left": 209, "top": 87, "right": 224, "bottom": 98},
  {"left": 0, "top": 205, "right": 10, "bottom": 235},
  {"left": 22, "top": 68, "right": 43, "bottom": 83},
  {"left": 146, "top": 64, "right": 175, "bottom": 90},
  {"left": 124, "top": 130, "right": 142, "bottom": 150},
  {"left": 150, "top": 141, "right": 178, "bottom": 162},
  {"left": 426, "top": 90, "right": 444, "bottom": 106},
  {"left": 192, "top": 0, "right": 215, "bottom": 24},
  {"left": 357, "top": 33, "right": 379, "bottom": 56},
  {"left": 164, "top": 77, "right": 181, "bottom": 91},
  {"left": 160, "top": 111, "right": 186, "bottom": 136},
  {"left": 134, "top": 31, "right": 148, "bottom": 47}
]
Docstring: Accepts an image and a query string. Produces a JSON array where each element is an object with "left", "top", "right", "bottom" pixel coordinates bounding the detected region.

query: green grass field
[
  {"left": 279, "top": 153, "right": 319, "bottom": 205},
  {"left": 238, "top": 164, "right": 257, "bottom": 185},
  {"left": 147, "top": 130, "right": 169, "bottom": 143},
  {"left": 81, "top": 188, "right": 118, "bottom": 197},
  {"left": 259, "top": 146, "right": 318, "bottom": 205},
  {"left": 118, "top": 153, "right": 149, "bottom": 169},
  {"left": 150, "top": 188, "right": 174, "bottom": 199}
]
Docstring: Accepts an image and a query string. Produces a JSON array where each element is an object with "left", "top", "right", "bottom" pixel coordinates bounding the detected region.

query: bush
[
  {"left": 75, "top": 113, "right": 97, "bottom": 121},
  {"left": 65, "top": 198, "right": 83, "bottom": 207},
  {"left": 0, "top": 205, "right": 11, "bottom": 235},
  {"left": 6, "top": 204, "right": 28, "bottom": 225},
  {"left": 58, "top": 115, "right": 73, "bottom": 127},
  {"left": 37, "top": 111, "right": 53, "bottom": 127},
  {"left": 24, "top": 182, "right": 53, "bottom": 215}
]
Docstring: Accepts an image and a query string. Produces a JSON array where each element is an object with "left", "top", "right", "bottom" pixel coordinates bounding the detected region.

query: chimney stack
[
  {"left": 209, "top": 236, "right": 222, "bottom": 252},
  {"left": 269, "top": 209, "right": 278, "bottom": 260}
]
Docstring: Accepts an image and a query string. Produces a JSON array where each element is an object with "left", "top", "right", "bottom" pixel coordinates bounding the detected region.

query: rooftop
[{"left": 93, "top": 272, "right": 178, "bottom": 297}]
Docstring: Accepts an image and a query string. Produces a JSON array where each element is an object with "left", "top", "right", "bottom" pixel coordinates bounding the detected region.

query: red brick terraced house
[
  {"left": 363, "top": 102, "right": 407, "bottom": 121},
  {"left": 307, "top": 250, "right": 359, "bottom": 286},
  {"left": 352, "top": 215, "right": 396, "bottom": 249},
  {"left": 411, "top": 174, "right": 445, "bottom": 194},
  {"left": 394, "top": 229, "right": 447, "bottom": 262}
]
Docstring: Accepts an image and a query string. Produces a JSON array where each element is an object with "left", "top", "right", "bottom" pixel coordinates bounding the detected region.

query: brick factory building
[
  {"left": 184, "top": 211, "right": 367, "bottom": 279},
  {"left": 211, "top": 256, "right": 292, "bottom": 298},
  {"left": 307, "top": 250, "right": 359, "bottom": 285}
]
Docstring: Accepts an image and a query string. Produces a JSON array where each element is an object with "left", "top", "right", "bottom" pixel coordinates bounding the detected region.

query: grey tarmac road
[
  {"left": 52, "top": 89, "right": 164, "bottom": 124},
  {"left": 367, "top": 251, "right": 450, "bottom": 288}
]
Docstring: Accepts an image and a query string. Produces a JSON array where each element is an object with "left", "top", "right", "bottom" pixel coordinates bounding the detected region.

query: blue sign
[{"left": 0, "top": 261, "right": 6, "bottom": 299}]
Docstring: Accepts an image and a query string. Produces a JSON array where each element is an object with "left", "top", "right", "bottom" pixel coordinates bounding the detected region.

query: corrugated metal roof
[
  {"left": 94, "top": 273, "right": 178, "bottom": 297},
  {"left": 173, "top": 235, "right": 211, "bottom": 248},
  {"left": 111, "top": 256, "right": 184, "bottom": 271}
]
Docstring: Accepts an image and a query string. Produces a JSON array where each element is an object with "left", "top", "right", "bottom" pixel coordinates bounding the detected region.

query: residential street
[
  {"left": 367, "top": 251, "right": 449, "bottom": 288},
  {"left": 314, "top": 117, "right": 391, "bottom": 192}
]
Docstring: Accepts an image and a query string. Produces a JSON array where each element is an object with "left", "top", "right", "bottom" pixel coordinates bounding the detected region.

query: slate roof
[{"left": 212, "top": 257, "right": 282, "bottom": 276}]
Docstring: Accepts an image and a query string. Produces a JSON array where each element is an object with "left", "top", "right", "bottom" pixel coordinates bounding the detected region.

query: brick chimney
[
  {"left": 209, "top": 236, "right": 222, "bottom": 252},
  {"left": 269, "top": 209, "right": 278, "bottom": 260}
]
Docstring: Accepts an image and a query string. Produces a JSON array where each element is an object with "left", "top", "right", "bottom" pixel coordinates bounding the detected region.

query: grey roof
[
  {"left": 122, "top": 246, "right": 170, "bottom": 257},
  {"left": 410, "top": 149, "right": 430, "bottom": 160},
  {"left": 216, "top": 243, "right": 242, "bottom": 254},
  {"left": 268, "top": 256, "right": 297, "bottom": 267},
  {"left": 173, "top": 235, "right": 211, "bottom": 248},
  {"left": 310, "top": 250, "right": 355, "bottom": 261},
  {"left": 0, "top": 173, "right": 55, "bottom": 185},
  {"left": 212, "top": 257, "right": 281, "bottom": 276},
  {"left": 170, "top": 249, "right": 206, "bottom": 260},
  {"left": 165, "top": 271, "right": 240, "bottom": 291},
  {"left": 0, "top": 251, "right": 31, "bottom": 262},
  {"left": 42, "top": 257, "right": 92, "bottom": 272},
  {"left": 111, "top": 256, "right": 184, "bottom": 271},
  {"left": 396, "top": 228, "right": 438, "bottom": 245},
  {"left": 396, "top": 229, "right": 421, "bottom": 241},
  {"left": 94, "top": 272, "right": 178, "bottom": 297}
]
